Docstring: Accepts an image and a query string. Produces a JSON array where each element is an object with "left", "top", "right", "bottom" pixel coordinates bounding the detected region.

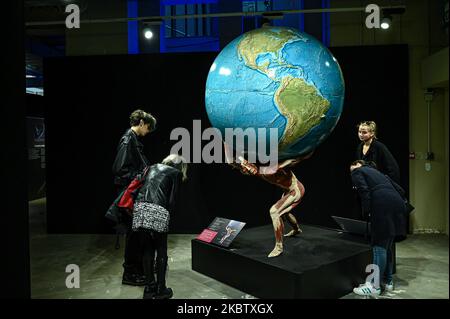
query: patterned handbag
[{"left": 132, "top": 201, "right": 170, "bottom": 233}]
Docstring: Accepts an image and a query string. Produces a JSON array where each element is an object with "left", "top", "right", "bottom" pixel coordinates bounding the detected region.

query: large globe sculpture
[{"left": 205, "top": 26, "right": 345, "bottom": 160}]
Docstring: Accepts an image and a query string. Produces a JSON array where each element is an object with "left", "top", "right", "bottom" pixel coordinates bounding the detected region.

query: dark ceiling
[{"left": 25, "top": 0, "right": 87, "bottom": 88}]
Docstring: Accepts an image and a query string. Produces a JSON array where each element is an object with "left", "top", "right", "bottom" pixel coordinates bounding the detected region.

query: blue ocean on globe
[{"left": 205, "top": 26, "right": 345, "bottom": 160}]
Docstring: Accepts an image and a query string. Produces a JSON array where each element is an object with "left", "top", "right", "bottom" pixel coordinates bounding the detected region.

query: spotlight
[
  {"left": 141, "top": 18, "right": 162, "bottom": 40},
  {"left": 380, "top": 7, "right": 405, "bottom": 30},
  {"left": 380, "top": 16, "right": 391, "bottom": 29},
  {"left": 143, "top": 27, "right": 153, "bottom": 39}
]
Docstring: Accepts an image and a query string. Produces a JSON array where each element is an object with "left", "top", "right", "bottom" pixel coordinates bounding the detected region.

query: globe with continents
[{"left": 205, "top": 26, "right": 345, "bottom": 160}]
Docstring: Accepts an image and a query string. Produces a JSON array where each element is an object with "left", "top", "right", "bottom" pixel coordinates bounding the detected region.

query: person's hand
[
  {"left": 259, "top": 165, "right": 278, "bottom": 175},
  {"left": 279, "top": 159, "right": 297, "bottom": 168},
  {"left": 278, "top": 152, "right": 313, "bottom": 169},
  {"left": 238, "top": 156, "right": 258, "bottom": 175}
]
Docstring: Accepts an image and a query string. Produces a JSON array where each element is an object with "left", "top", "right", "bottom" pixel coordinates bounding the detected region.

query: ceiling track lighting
[
  {"left": 141, "top": 19, "right": 162, "bottom": 40},
  {"left": 26, "top": 6, "right": 406, "bottom": 27},
  {"left": 381, "top": 15, "right": 392, "bottom": 29},
  {"left": 143, "top": 27, "right": 153, "bottom": 39},
  {"left": 380, "top": 7, "right": 406, "bottom": 30}
]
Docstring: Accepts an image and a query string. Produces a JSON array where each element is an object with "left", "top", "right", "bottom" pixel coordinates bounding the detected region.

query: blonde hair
[
  {"left": 162, "top": 154, "right": 188, "bottom": 181},
  {"left": 357, "top": 121, "right": 377, "bottom": 139}
]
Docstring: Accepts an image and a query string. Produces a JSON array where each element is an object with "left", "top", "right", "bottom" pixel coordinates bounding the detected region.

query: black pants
[
  {"left": 122, "top": 214, "right": 144, "bottom": 274},
  {"left": 140, "top": 231, "right": 168, "bottom": 287},
  {"left": 116, "top": 186, "right": 144, "bottom": 275}
]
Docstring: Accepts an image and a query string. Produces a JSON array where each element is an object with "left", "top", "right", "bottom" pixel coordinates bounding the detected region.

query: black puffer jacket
[
  {"left": 112, "top": 129, "right": 149, "bottom": 187},
  {"left": 135, "top": 163, "right": 182, "bottom": 213}
]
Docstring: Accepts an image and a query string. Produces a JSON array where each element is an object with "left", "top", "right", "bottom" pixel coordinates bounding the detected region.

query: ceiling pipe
[{"left": 26, "top": 5, "right": 406, "bottom": 27}]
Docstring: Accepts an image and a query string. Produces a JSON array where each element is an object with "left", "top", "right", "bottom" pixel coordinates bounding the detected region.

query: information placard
[{"left": 196, "top": 217, "right": 246, "bottom": 247}]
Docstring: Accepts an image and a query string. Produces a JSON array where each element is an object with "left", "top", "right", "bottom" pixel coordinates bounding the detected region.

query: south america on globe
[{"left": 205, "top": 26, "right": 345, "bottom": 160}]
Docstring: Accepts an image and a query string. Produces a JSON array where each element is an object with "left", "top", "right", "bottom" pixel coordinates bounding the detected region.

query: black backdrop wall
[{"left": 44, "top": 45, "right": 409, "bottom": 234}]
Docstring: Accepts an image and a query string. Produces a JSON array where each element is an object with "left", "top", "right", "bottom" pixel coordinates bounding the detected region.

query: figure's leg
[
  {"left": 283, "top": 213, "right": 302, "bottom": 237},
  {"left": 221, "top": 234, "right": 230, "bottom": 244},
  {"left": 268, "top": 194, "right": 297, "bottom": 257},
  {"left": 282, "top": 181, "right": 305, "bottom": 237},
  {"left": 268, "top": 204, "right": 285, "bottom": 258}
]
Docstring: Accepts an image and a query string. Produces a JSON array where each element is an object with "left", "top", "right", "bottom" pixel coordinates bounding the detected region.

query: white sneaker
[
  {"left": 353, "top": 282, "right": 381, "bottom": 297},
  {"left": 385, "top": 281, "right": 394, "bottom": 292}
]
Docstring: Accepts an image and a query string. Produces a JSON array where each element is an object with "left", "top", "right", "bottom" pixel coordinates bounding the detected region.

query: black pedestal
[{"left": 192, "top": 224, "right": 372, "bottom": 299}]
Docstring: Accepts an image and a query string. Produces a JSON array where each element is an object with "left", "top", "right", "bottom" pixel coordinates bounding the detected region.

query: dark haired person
[
  {"left": 132, "top": 154, "right": 188, "bottom": 299},
  {"left": 356, "top": 121, "right": 400, "bottom": 184},
  {"left": 350, "top": 160, "right": 406, "bottom": 297},
  {"left": 112, "top": 109, "right": 156, "bottom": 286}
]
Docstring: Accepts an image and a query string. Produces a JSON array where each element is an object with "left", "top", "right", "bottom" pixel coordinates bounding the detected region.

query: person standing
[
  {"left": 112, "top": 109, "right": 157, "bottom": 286},
  {"left": 356, "top": 121, "right": 400, "bottom": 184},
  {"left": 355, "top": 120, "right": 403, "bottom": 274},
  {"left": 350, "top": 160, "right": 406, "bottom": 297},
  {"left": 132, "top": 154, "right": 188, "bottom": 299}
]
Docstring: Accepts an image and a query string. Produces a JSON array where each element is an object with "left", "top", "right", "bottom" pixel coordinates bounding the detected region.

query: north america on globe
[{"left": 205, "top": 26, "right": 345, "bottom": 160}]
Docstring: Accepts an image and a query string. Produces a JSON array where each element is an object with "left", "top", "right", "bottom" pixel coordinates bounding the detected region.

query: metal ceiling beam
[{"left": 26, "top": 5, "right": 406, "bottom": 26}]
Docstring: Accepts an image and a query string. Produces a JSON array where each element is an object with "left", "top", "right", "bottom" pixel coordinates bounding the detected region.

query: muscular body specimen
[{"left": 225, "top": 144, "right": 309, "bottom": 257}]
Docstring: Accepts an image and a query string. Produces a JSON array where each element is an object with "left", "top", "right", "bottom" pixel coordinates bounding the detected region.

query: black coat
[
  {"left": 356, "top": 139, "right": 401, "bottom": 184},
  {"left": 351, "top": 165, "right": 406, "bottom": 245},
  {"left": 136, "top": 163, "right": 182, "bottom": 213},
  {"left": 112, "top": 129, "right": 149, "bottom": 187}
]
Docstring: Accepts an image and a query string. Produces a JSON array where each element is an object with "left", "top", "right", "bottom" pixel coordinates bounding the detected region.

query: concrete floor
[{"left": 29, "top": 198, "right": 449, "bottom": 299}]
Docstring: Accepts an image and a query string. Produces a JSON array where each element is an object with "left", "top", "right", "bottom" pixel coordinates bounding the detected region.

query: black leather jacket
[
  {"left": 112, "top": 129, "right": 149, "bottom": 187},
  {"left": 135, "top": 163, "right": 182, "bottom": 213}
]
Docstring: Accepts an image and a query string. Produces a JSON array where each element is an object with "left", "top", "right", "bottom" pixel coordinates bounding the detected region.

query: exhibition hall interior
[{"left": 2, "top": 0, "right": 449, "bottom": 301}]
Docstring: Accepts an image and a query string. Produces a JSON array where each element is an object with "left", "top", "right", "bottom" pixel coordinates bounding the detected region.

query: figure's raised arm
[
  {"left": 238, "top": 156, "right": 258, "bottom": 175},
  {"left": 278, "top": 158, "right": 300, "bottom": 169},
  {"left": 224, "top": 142, "right": 259, "bottom": 175},
  {"left": 278, "top": 151, "right": 314, "bottom": 169}
]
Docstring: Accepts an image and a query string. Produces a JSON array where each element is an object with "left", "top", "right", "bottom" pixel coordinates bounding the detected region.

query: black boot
[
  {"left": 143, "top": 282, "right": 157, "bottom": 299},
  {"left": 154, "top": 256, "right": 173, "bottom": 299},
  {"left": 155, "top": 286, "right": 173, "bottom": 299},
  {"left": 142, "top": 253, "right": 157, "bottom": 299},
  {"left": 122, "top": 272, "right": 146, "bottom": 286}
]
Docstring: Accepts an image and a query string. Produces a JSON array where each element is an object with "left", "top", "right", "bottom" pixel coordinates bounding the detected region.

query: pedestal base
[{"left": 192, "top": 224, "right": 371, "bottom": 299}]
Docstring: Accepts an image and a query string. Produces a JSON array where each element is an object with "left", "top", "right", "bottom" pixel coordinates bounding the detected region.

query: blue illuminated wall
[
  {"left": 127, "top": 0, "right": 331, "bottom": 54},
  {"left": 322, "top": 0, "right": 330, "bottom": 46},
  {"left": 160, "top": 0, "right": 220, "bottom": 52},
  {"left": 127, "top": 0, "right": 139, "bottom": 54}
]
